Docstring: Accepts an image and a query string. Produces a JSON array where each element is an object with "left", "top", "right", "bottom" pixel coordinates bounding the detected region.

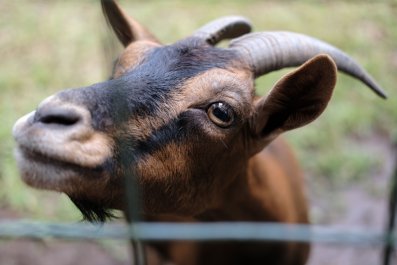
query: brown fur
[
  {"left": 142, "top": 138, "right": 309, "bottom": 265},
  {"left": 113, "top": 40, "right": 160, "bottom": 78}
]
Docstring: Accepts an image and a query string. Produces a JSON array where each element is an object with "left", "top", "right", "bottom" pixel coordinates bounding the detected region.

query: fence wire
[
  {"left": 0, "top": 221, "right": 396, "bottom": 247},
  {"left": 383, "top": 142, "right": 397, "bottom": 265}
]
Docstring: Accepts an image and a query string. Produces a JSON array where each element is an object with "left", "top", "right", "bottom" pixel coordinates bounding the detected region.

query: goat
[{"left": 12, "top": 1, "right": 386, "bottom": 264}]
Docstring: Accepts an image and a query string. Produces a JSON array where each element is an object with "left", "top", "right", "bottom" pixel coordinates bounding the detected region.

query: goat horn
[
  {"left": 101, "top": 0, "right": 160, "bottom": 46},
  {"left": 192, "top": 16, "right": 252, "bottom": 45},
  {"left": 230, "top": 32, "right": 387, "bottom": 99}
]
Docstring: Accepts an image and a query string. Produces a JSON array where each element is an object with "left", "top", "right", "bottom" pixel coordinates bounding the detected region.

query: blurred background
[{"left": 0, "top": 0, "right": 396, "bottom": 264}]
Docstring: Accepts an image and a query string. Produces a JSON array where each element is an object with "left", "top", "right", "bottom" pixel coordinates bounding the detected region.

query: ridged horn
[
  {"left": 230, "top": 31, "right": 387, "bottom": 99},
  {"left": 192, "top": 16, "right": 252, "bottom": 45}
]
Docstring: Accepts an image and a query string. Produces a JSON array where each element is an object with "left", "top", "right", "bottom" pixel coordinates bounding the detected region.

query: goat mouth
[
  {"left": 18, "top": 146, "right": 96, "bottom": 173},
  {"left": 14, "top": 145, "right": 105, "bottom": 190}
]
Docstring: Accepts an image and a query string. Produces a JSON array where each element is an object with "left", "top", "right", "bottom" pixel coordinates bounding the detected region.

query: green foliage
[{"left": 0, "top": 0, "right": 396, "bottom": 219}]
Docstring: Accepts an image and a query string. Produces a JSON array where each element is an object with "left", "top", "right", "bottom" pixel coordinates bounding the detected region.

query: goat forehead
[
  {"left": 127, "top": 39, "right": 240, "bottom": 85},
  {"left": 106, "top": 41, "right": 241, "bottom": 112},
  {"left": 133, "top": 39, "right": 237, "bottom": 77}
]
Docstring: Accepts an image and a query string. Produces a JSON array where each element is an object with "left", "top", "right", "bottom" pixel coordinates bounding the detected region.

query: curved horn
[
  {"left": 101, "top": 0, "right": 160, "bottom": 46},
  {"left": 192, "top": 16, "right": 252, "bottom": 45},
  {"left": 230, "top": 32, "right": 387, "bottom": 98}
]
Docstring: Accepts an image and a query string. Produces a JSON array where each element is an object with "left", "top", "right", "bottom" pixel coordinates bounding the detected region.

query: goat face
[
  {"left": 13, "top": 38, "right": 257, "bottom": 218},
  {"left": 13, "top": 1, "right": 384, "bottom": 221}
]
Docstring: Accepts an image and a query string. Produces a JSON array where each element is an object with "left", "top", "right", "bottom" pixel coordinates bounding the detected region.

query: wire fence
[
  {"left": 383, "top": 144, "right": 397, "bottom": 265},
  {"left": 0, "top": 221, "right": 396, "bottom": 246}
]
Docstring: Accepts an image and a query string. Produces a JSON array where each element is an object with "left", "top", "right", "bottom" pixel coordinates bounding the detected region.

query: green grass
[{"left": 0, "top": 0, "right": 396, "bottom": 220}]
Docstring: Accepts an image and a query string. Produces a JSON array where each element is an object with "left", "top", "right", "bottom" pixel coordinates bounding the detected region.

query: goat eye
[{"left": 207, "top": 102, "right": 235, "bottom": 128}]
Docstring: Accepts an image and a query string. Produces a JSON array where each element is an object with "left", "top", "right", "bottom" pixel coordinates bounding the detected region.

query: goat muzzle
[{"left": 13, "top": 95, "right": 113, "bottom": 172}]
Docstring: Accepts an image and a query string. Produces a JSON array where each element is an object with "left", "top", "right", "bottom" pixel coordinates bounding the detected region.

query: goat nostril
[
  {"left": 39, "top": 114, "right": 79, "bottom": 126},
  {"left": 37, "top": 109, "right": 81, "bottom": 126}
]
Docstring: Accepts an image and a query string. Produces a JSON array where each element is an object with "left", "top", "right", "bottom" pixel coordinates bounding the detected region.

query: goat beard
[{"left": 69, "top": 197, "right": 115, "bottom": 222}]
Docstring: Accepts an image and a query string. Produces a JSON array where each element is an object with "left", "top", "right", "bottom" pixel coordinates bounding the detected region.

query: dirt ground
[
  {"left": 0, "top": 238, "right": 129, "bottom": 265},
  {"left": 0, "top": 135, "right": 395, "bottom": 265}
]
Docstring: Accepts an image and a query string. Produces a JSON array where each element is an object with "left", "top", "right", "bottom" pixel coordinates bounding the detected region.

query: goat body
[{"left": 12, "top": 1, "right": 385, "bottom": 264}]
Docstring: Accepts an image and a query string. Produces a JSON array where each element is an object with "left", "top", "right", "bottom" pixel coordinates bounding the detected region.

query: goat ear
[
  {"left": 250, "top": 54, "right": 337, "bottom": 140},
  {"left": 101, "top": 0, "right": 159, "bottom": 46}
]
